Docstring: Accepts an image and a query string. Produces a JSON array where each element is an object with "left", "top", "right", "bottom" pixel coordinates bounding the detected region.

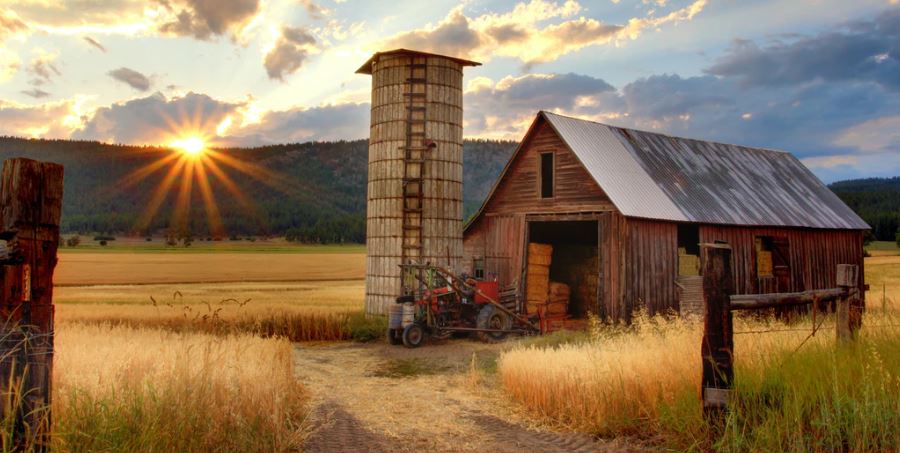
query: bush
[
  {"left": 99, "top": 240, "right": 107, "bottom": 246},
  {"left": 145, "top": 237, "right": 152, "bottom": 242},
  {"left": 346, "top": 313, "right": 386, "bottom": 342},
  {"left": 896, "top": 227, "right": 900, "bottom": 247},
  {"left": 65, "top": 235, "right": 81, "bottom": 247},
  {"left": 93, "top": 235, "right": 115, "bottom": 241}
]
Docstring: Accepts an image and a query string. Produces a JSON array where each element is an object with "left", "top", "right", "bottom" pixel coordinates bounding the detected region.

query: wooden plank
[{"left": 729, "top": 288, "right": 846, "bottom": 310}]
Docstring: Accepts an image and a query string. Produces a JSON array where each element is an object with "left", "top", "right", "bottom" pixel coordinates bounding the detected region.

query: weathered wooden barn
[{"left": 463, "top": 111, "right": 869, "bottom": 321}]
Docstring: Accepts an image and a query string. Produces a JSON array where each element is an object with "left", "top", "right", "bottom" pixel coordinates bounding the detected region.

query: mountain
[
  {"left": 829, "top": 177, "right": 900, "bottom": 241},
  {"left": 0, "top": 136, "right": 516, "bottom": 242}
]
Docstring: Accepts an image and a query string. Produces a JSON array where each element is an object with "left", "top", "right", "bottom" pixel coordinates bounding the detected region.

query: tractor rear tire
[
  {"left": 401, "top": 324, "right": 426, "bottom": 348},
  {"left": 476, "top": 305, "right": 510, "bottom": 343}
]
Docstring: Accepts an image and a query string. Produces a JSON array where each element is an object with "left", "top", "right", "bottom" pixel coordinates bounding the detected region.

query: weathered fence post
[
  {"left": 700, "top": 243, "right": 734, "bottom": 414},
  {"left": 0, "top": 158, "right": 64, "bottom": 449},
  {"left": 835, "top": 264, "right": 859, "bottom": 343}
]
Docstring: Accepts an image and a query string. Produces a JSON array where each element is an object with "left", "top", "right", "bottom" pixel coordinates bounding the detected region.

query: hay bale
[
  {"left": 527, "top": 264, "right": 550, "bottom": 277},
  {"left": 549, "top": 281, "right": 570, "bottom": 297},
  {"left": 544, "top": 301, "right": 567, "bottom": 316},
  {"left": 529, "top": 254, "right": 552, "bottom": 266},
  {"left": 678, "top": 253, "right": 700, "bottom": 276},
  {"left": 528, "top": 242, "right": 553, "bottom": 256},
  {"left": 757, "top": 251, "right": 773, "bottom": 276}
]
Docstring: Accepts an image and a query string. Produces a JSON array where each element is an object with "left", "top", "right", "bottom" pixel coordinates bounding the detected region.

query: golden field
[
  {"left": 50, "top": 325, "right": 310, "bottom": 452},
  {"left": 497, "top": 256, "right": 900, "bottom": 451}
]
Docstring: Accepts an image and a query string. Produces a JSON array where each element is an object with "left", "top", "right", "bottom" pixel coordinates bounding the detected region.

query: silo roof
[
  {"left": 356, "top": 49, "right": 481, "bottom": 74},
  {"left": 468, "top": 111, "right": 869, "bottom": 230}
]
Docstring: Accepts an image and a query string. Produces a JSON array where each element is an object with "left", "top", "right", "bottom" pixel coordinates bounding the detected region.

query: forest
[{"left": 829, "top": 177, "right": 900, "bottom": 241}]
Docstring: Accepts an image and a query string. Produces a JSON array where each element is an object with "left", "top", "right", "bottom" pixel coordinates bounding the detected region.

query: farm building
[{"left": 463, "top": 111, "right": 869, "bottom": 321}]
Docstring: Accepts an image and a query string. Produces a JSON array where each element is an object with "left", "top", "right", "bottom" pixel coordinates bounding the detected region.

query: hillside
[
  {"left": 829, "top": 177, "right": 900, "bottom": 241},
  {"left": 0, "top": 137, "right": 515, "bottom": 242}
]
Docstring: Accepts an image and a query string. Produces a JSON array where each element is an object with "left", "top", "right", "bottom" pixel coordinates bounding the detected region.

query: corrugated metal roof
[{"left": 541, "top": 111, "right": 869, "bottom": 229}]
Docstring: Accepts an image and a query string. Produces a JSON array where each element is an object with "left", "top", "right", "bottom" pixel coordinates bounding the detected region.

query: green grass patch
[{"left": 369, "top": 358, "right": 451, "bottom": 378}]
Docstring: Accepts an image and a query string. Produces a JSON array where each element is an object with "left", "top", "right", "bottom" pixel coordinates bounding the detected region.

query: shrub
[
  {"left": 93, "top": 235, "right": 115, "bottom": 241},
  {"left": 98, "top": 240, "right": 107, "bottom": 246},
  {"left": 65, "top": 235, "right": 81, "bottom": 247}
]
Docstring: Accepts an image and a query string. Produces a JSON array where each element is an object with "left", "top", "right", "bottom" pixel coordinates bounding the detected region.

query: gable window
[{"left": 540, "top": 152, "right": 554, "bottom": 198}]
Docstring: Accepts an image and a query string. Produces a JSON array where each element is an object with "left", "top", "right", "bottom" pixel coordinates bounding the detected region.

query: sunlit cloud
[{"left": 0, "top": 47, "right": 20, "bottom": 83}]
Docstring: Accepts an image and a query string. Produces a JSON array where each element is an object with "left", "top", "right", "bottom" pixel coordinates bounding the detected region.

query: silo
[{"left": 357, "top": 49, "right": 480, "bottom": 315}]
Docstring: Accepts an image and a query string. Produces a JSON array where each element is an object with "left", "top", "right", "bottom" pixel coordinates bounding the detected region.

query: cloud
[
  {"left": 0, "top": 98, "right": 81, "bottom": 138},
  {"left": 21, "top": 88, "right": 51, "bottom": 99},
  {"left": 157, "top": 0, "right": 261, "bottom": 40},
  {"left": 75, "top": 92, "right": 240, "bottom": 144},
  {"left": 300, "top": 0, "right": 329, "bottom": 20},
  {"left": 0, "top": 8, "right": 27, "bottom": 39},
  {"left": 108, "top": 67, "right": 152, "bottom": 91},
  {"left": 833, "top": 115, "right": 900, "bottom": 153},
  {"left": 84, "top": 36, "right": 106, "bottom": 52},
  {"left": 706, "top": 8, "right": 900, "bottom": 90},
  {"left": 264, "top": 26, "right": 317, "bottom": 80},
  {"left": 224, "top": 102, "right": 369, "bottom": 145},
  {"left": 382, "top": 0, "right": 707, "bottom": 67},
  {"left": 464, "top": 72, "right": 620, "bottom": 137},
  {"left": 26, "top": 49, "right": 60, "bottom": 86}
]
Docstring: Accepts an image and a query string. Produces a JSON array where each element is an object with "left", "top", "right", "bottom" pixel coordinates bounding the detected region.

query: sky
[{"left": 0, "top": 0, "right": 899, "bottom": 182}]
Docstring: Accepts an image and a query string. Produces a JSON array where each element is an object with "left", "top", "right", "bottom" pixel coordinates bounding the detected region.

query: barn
[{"left": 462, "top": 111, "right": 869, "bottom": 322}]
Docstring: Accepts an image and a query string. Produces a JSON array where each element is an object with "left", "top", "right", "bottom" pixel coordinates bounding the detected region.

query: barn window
[
  {"left": 540, "top": 152, "right": 554, "bottom": 198},
  {"left": 473, "top": 257, "right": 485, "bottom": 279},
  {"left": 755, "top": 236, "right": 774, "bottom": 277},
  {"left": 677, "top": 224, "right": 700, "bottom": 276}
]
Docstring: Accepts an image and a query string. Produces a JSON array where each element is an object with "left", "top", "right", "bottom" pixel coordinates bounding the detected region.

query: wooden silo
[{"left": 357, "top": 49, "right": 480, "bottom": 314}]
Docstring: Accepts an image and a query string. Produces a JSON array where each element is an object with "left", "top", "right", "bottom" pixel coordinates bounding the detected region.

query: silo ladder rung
[
  {"left": 403, "top": 208, "right": 423, "bottom": 213},
  {"left": 403, "top": 225, "right": 422, "bottom": 230},
  {"left": 403, "top": 92, "right": 426, "bottom": 98},
  {"left": 406, "top": 77, "right": 427, "bottom": 83}
]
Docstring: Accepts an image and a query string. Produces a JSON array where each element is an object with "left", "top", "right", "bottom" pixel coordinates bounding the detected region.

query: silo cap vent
[{"left": 356, "top": 49, "right": 481, "bottom": 74}]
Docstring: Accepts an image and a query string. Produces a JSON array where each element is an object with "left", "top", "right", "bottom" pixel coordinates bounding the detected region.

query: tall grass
[
  {"left": 52, "top": 324, "right": 311, "bottom": 452},
  {"left": 498, "top": 311, "right": 900, "bottom": 451}
]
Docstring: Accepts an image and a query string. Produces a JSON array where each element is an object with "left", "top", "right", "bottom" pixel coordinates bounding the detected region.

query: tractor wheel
[
  {"left": 401, "top": 324, "right": 426, "bottom": 348},
  {"left": 476, "top": 305, "right": 510, "bottom": 343},
  {"left": 386, "top": 327, "right": 402, "bottom": 345}
]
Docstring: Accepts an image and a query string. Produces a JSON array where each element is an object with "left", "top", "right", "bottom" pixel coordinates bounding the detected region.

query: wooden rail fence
[
  {"left": 699, "top": 243, "right": 861, "bottom": 413},
  {"left": 0, "top": 158, "right": 63, "bottom": 450}
]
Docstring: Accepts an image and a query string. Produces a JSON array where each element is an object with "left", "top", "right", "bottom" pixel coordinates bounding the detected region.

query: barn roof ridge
[{"left": 465, "top": 111, "right": 869, "bottom": 232}]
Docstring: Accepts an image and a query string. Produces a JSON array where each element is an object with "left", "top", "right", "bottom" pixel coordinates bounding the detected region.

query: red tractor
[{"left": 387, "top": 264, "right": 539, "bottom": 348}]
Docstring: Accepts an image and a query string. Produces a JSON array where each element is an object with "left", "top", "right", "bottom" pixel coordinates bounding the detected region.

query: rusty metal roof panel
[{"left": 542, "top": 111, "right": 869, "bottom": 230}]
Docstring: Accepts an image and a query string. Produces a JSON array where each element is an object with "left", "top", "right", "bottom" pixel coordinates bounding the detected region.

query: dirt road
[{"left": 294, "top": 340, "right": 642, "bottom": 453}]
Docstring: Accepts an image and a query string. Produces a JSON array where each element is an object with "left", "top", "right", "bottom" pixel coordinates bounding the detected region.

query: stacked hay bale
[
  {"left": 526, "top": 243, "right": 552, "bottom": 314},
  {"left": 678, "top": 247, "right": 700, "bottom": 276},
  {"left": 546, "top": 282, "right": 570, "bottom": 316}
]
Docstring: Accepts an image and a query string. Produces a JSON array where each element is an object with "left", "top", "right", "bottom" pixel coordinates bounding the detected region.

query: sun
[{"left": 170, "top": 136, "right": 206, "bottom": 157}]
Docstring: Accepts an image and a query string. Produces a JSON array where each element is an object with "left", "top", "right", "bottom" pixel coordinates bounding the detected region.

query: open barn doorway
[{"left": 526, "top": 220, "right": 599, "bottom": 318}]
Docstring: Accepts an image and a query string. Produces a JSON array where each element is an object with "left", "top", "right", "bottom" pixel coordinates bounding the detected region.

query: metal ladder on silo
[{"left": 400, "top": 56, "right": 428, "bottom": 265}]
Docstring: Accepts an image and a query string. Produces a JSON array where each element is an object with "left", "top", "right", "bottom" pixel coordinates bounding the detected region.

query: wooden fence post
[
  {"left": 700, "top": 243, "right": 735, "bottom": 414},
  {"left": 835, "top": 264, "right": 859, "bottom": 343},
  {"left": 0, "top": 158, "right": 64, "bottom": 449}
]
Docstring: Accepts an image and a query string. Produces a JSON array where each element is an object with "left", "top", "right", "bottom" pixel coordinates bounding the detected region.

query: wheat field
[{"left": 497, "top": 257, "right": 900, "bottom": 451}]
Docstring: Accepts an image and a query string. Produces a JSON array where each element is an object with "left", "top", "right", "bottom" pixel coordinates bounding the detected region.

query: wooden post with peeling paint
[{"left": 0, "top": 158, "right": 63, "bottom": 450}]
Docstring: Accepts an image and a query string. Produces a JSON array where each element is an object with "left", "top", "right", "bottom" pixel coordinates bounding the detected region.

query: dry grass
[
  {"left": 51, "top": 324, "right": 310, "bottom": 452},
  {"left": 498, "top": 258, "right": 900, "bottom": 451},
  {"left": 55, "top": 281, "right": 375, "bottom": 342},
  {"left": 55, "top": 252, "right": 365, "bottom": 285}
]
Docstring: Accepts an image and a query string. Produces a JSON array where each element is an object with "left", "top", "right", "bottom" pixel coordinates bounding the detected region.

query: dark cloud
[
  {"left": 706, "top": 8, "right": 900, "bottom": 90},
  {"left": 20, "top": 88, "right": 50, "bottom": 99},
  {"left": 108, "top": 67, "right": 152, "bottom": 91},
  {"left": 158, "top": 0, "right": 260, "bottom": 40},
  {"left": 83, "top": 36, "right": 106, "bottom": 52},
  {"left": 26, "top": 52, "right": 60, "bottom": 86},
  {"left": 75, "top": 92, "right": 239, "bottom": 144},
  {"left": 264, "top": 26, "right": 316, "bottom": 81}
]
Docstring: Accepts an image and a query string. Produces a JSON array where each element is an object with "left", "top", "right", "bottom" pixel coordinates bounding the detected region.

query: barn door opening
[
  {"left": 755, "top": 236, "right": 791, "bottom": 293},
  {"left": 525, "top": 220, "right": 599, "bottom": 319}
]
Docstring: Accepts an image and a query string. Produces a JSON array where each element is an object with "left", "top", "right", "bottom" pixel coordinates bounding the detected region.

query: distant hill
[
  {"left": 829, "top": 177, "right": 900, "bottom": 241},
  {"left": 0, "top": 136, "right": 515, "bottom": 242}
]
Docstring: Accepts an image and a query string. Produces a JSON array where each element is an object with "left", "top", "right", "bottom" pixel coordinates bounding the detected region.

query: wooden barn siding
[
  {"left": 598, "top": 212, "right": 627, "bottom": 320},
  {"left": 483, "top": 120, "right": 615, "bottom": 214},
  {"left": 699, "top": 225, "right": 865, "bottom": 298},
  {"left": 463, "top": 213, "right": 525, "bottom": 285},
  {"left": 623, "top": 218, "right": 679, "bottom": 319}
]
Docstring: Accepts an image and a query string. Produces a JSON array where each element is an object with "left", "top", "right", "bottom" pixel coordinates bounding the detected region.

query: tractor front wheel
[
  {"left": 476, "top": 305, "right": 510, "bottom": 343},
  {"left": 401, "top": 323, "right": 426, "bottom": 348}
]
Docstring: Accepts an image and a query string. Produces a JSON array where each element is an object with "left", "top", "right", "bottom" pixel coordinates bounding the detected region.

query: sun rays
[{"left": 114, "top": 107, "right": 299, "bottom": 238}]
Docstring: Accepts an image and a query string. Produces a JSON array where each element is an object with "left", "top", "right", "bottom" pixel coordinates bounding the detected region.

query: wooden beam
[
  {"left": 700, "top": 243, "right": 734, "bottom": 414},
  {"left": 729, "top": 288, "right": 846, "bottom": 310},
  {"left": 835, "top": 264, "right": 859, "bottom": 342}
]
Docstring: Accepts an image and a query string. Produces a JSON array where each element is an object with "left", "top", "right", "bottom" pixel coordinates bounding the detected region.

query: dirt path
[{"left": 294, "top": 340, "right": 642, "bottom": 453}]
